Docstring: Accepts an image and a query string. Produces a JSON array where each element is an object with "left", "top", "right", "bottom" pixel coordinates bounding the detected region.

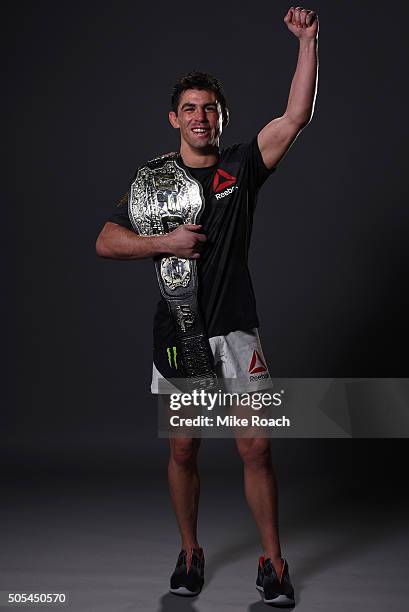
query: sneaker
[
  {"left": 169, "top": 547, "right": 205, "bottom": 596},
  {"left": 256, "top": 556, "right": 295, "bottom": 606}
]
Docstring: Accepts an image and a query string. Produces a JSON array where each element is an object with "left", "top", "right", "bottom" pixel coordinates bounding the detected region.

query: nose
[{"left": 194, "top": 107, "right": 207, "bottom": 122}]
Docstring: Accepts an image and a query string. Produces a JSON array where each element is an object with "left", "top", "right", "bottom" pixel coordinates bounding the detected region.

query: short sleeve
[
  {"left": 243, "top": 135, "right": 277, "bottom": 192},
  {"left": 107, "top": 191, "right": 133, "bottom": 230}
]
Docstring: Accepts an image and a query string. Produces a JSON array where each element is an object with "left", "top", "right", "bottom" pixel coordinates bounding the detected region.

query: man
[{"left": 96, "top": 6, "right": 318, "bottom": 606}]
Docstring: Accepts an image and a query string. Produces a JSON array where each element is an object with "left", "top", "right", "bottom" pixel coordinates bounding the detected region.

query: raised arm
[{"left": 258, "top": 6, "right": 319, "bottom": 170}]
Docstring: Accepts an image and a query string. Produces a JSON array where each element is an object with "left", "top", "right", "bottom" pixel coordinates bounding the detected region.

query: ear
[
  {"left": 223, "top": 107, "right": 230, "bottom": 128},
  {"left": 168, "top": 111, "right": 179, "bottom": 129}
]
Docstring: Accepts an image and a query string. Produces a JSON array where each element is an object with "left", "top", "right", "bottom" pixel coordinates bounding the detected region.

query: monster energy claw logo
[{"left": 167, "top": 346, "right": 178, "bottom": 369}]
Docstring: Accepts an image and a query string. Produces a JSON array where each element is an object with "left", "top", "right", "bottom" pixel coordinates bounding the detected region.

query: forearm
[
  {"left": 95, "top": 222, "right": 168, "bottom": 260},
  {"left": 285, "top": 37, "right": 318, "bottom": 126}
]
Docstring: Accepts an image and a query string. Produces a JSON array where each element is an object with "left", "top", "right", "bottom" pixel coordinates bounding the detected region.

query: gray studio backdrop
[{"left": 6, "top": 0, "right": 409, "bottom": 471}]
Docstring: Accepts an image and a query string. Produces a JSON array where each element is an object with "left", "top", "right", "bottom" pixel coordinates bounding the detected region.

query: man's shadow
[{"left": 156, "top": 592, "right": 201, "bottom": 612}]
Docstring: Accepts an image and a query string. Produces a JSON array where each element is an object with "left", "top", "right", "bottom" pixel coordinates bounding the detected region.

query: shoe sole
[
  {"left": 169, "top": 587, "right": 201, "bottom": 597},
  {"left": 256, "top": 585, "right": 295, "bottom": 606}
]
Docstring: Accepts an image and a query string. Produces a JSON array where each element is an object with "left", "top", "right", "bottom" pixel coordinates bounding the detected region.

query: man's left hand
[{"left": 284, "top": 6, "right": 318, "bottom": 40}]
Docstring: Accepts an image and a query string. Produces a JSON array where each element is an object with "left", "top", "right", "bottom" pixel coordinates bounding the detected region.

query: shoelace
[
  {"left": 177, "top": 548, "right": 203, "bottom": 571},
  {"left": 263, "top": 558, "right": 285, "bottom": 582},
  {"left": 190, "top": 550, "right": 203, "bottom": 569},
  {"left": 177, "top": 550, "right": 187, "bottom": 567},
  {"left": 263, "top": 559, "right": 274, "bottom": 578}
]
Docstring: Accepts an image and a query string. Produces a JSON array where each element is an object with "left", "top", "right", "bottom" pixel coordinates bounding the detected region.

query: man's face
[{"left": 169, "top": 89, "right": 224, "bottom": 150}]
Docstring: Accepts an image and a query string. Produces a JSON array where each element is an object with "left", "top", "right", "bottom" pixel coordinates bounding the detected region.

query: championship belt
[{"left": 128, "top": 152, "right": 217, "bottom": 387}]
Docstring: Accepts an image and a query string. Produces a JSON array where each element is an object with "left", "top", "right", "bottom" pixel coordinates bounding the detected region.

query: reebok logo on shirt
[{"left": 213, "top": 168, "right": 238, "bottom": 200}]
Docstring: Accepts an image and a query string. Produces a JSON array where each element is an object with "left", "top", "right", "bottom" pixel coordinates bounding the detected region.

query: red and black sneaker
[
  {"left": 256, "top": 556, "right": 295, "bottom": 606},
  {"left": 169, "top": 547, "right": 205, "bottom": 596}
]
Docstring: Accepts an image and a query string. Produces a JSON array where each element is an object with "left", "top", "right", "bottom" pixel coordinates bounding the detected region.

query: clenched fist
[
  {"left": 163, "top": 224, "right": 207, "bottom": 259},
  {"left": 284, "top": 6, "right": 318, "bottom": 39}
]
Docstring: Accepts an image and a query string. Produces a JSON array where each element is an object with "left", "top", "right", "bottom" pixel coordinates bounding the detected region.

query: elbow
[
  {"left": 299, "top": 110, "right": 315, "bottom": 128},
  {"left": 95, "top": 237, "right": 105, "bottom": 258},
  {"left": 95, "top": 231, "right": 111, "bottom": 258},
  {"left": 294, "top": 116, "right": 311, "bottom": 130},
  {"left": 302, "top": 114, "right": 314, "bottom": 128},
  {"left": 285, "top": 111, "right": 313, "bottom": 130}
]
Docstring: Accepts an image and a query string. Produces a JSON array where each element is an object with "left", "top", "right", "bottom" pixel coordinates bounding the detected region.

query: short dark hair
[{"left": 171, "top": 71, "right": 229, "bottom": 126}]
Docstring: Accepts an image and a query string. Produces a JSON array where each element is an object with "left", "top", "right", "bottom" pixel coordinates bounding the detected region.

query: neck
[{"left": 179, "top": 140, "right": 220, "bottom": 168}]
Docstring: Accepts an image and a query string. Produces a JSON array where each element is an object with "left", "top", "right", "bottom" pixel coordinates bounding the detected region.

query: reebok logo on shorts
[
  {"left": 248, "top": 350, "right": 267, "bottom": 374},
  {"left": 248, "top": 350, "right": 269, "bottom": 382}
]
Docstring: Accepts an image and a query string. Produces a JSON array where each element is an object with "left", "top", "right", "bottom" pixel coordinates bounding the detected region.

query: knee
[
  {"left": 236, "top": 437, "right": 271, "bottom": 470},
  {"left": 169, "top": 437, "right": 200, "bottom": 468}
]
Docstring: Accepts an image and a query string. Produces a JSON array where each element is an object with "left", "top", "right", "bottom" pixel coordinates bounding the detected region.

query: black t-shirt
[{"left": 107, "top": 135, "right": 276, "bottom": 375}]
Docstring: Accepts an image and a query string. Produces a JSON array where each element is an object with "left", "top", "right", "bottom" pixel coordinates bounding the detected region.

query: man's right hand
[{"left": 164, "top": 224, "right": 207, "bottom": 259}]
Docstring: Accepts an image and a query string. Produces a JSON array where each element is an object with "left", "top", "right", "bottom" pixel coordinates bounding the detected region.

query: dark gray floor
[{"left": 1, "top": 465, "right": 408, "bottom": 612}]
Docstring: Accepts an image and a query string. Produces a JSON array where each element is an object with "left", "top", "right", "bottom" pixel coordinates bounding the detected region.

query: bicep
[
  {"left": 257, "top": 114, "right": 304, "bottom": 170},
  {"left": 97, "top": 221, "right": 134, "bottom": 245},
  {"left": 103, "top": 220, "right": 137, "bottom": 236}
]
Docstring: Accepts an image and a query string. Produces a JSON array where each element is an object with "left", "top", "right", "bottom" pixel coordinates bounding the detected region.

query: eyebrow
[{"left": 180, "top": 102, "right": 218, "bottom": 109}]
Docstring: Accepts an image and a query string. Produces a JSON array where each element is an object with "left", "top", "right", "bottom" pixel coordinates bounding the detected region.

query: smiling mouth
[{"left": 191, "top": 127, "right": 209, "bottom": 135}]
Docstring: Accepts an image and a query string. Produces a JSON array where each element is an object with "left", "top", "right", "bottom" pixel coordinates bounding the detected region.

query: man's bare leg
[
  {"left": 235, "top": 436, "right": 283, "bottom": 577},
  {"left": 168, "top": 436, "right": 202, "bottom": 569}
]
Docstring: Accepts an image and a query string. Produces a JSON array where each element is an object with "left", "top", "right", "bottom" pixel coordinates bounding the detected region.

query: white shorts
[{"left": 151, "top": 328, "right": 272, "bottom": 394}]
